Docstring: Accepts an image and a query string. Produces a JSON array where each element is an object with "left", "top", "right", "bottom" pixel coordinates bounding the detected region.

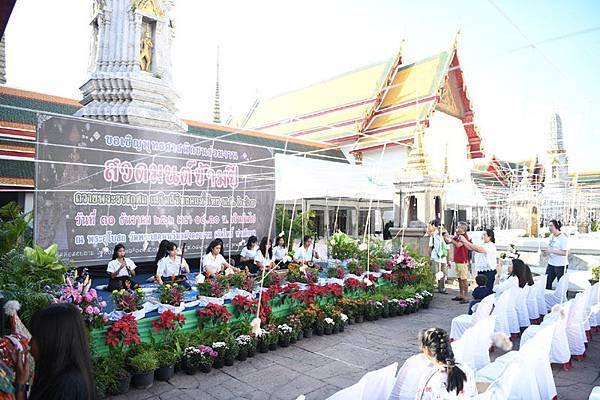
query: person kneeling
[
  {"left": 155, "top": 241, "right": 190, "bottom": 287},
  {"left": 107, "top": 244, "right": 139, "bottom": 291}
]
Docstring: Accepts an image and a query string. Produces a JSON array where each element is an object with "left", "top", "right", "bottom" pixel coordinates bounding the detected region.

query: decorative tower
[
  {"left": 545, "top": 113, "right": 569, "bottom": 186},
  {"left": 0, "top": 35, "right": 6, "bottom": 84},
  {"left": 212, "top": 47, "right": 221, "bottom": 124},
  {"left": 76, "top": 0, "right": 187, "bottom": 132}
]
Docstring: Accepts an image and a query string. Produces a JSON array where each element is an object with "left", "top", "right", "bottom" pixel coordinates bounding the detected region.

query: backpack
[{"left": 436, "top": 235, "right": 448, "bottom": 259}]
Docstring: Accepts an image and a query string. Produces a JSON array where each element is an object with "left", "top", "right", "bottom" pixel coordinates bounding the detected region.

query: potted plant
[
  {"left": 223, "top": 339, "right": 239, "bottom": 366},
  {"left": 277, "top": 324, "right": 294, "bottom": 347},
  {"left": 267, "top": 325, "right": 279, "bottom": 350},
  {"left": 183, "top": 345, "right": 217, "bottom": 374},
  {"left": 354, "top": 299, "right": 366, "bottom": 323},
  {"left": 196, "top": 303, "right": 232, "bottom": 330},
  {"left": 197, "top": 280, "right": 225, "bottom": 298},
  {"left": 339, "top": 313, "right": 348, "bottom": 332},
  {"left": 298, "top": 307, "right": 317, "bottom": 338},
  {"left": 104, "top": 314, "right": 141, "bottom": 393},
  {"left": 212, "top": 341, "right": 228, "bottom": 368},
  {"left": 93, "top": 355, "right": 131, "bottom": 396},
  {"left": 286, "top": 314, "right": 302, "bottom": 342},
  {"left": 154, "top": 348, "right": 178, "bottom": 381},
  {"left": 158, "top": 283, "right": 184, "bottom": 306},
  {"left": 256, "top": 330, "right": 270, "bottom": 353},
  {"left": 381, "top": 299, "right": 390, "bottom": 318},
  {"left": 198, "top": 345, "right": 218, "bottom": 373},
  {"left": 398, "top": 299, "right": 408, "bottom": 315},
  {"left": 128, "top": 350, "right": 158, "bottom": 389},
  {"left": 235, "top": 335, "right": 255, "bottom": 361},
  {"left": 323, "top": 318, "right": 335, "bottom": 335},
  {"left": 112, "top": 288, "right": 145, "bottom": 313}
]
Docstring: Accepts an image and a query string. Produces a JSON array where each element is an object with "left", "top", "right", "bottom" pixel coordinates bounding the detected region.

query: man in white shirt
[
  {"left": 428, "top": 220, "right": 448, "bottom": 294},
  {"left": 543, "top": 219, "right": 569, "bottom": 289}
]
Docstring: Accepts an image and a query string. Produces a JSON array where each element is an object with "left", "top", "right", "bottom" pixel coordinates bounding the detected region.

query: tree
[{"left": 275, "top": 205, "right": 316, "bottom": 249}]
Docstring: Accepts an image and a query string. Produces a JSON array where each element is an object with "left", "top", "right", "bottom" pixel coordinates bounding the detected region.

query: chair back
[
  {"left": 452, "top": 315, "right": 496, "bottom": 372},
  {"left": 327, "top": 362, "right": 398, "bottom": 400},
  {"left": 473, "top": 294, "right": 495, "bottom": 325}
]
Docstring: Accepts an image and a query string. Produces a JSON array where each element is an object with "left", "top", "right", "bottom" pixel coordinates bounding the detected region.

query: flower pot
[
  {"left": 324, "top": 326, "right": 333, "bottom": 335},
  {"left": 339, "top": 324, "right": 345, "bottom": 332},
  {"left": 258, "top": 342, "right": 269, "bottom": 353},
  {"left": 382, "top": 309, "right": 390, "bottom": 318},
  {"left": 366, "top": 315, "right": 374, "bottom": 321},
  {"left": 116, "top": 374, "right": 131, "bottom": 395},
  {"left": 184, "top": 367, "right": 196, "bottom": 375},
  {"left": 355, "top": 315, "right": 364, "bottom": 323},
  {"left": 248, "top": 348, "right": 256, "bottom": 358},
  {"left": 155, "top": 365, "right": 174, "bottom": 381},
  {"left": 279, "top": 337, "right": 290, "bottom": 347},
  {"left": 174, "top": 360, "right": 184, "bottom": 373},
  {"left": 224, "top": 357, "right": 235, "bottom": 366},
  {"left": 422, "top": 303, "right": 430, "bottom": 309},
  {"left": 268, "top": 342, "right": 278, "bottom": 351},
  {"left": 347, "top": 317, "right": 355, "bottom": 325},
  {"left": 315, "top": 326, "right": 324, "bottom": 336},
  {"left": 303, "top": 329, "right": 313, "bottom": 338},
  {"left": 131, "top": 371, "right": 154, "bottom": 389},
  {"left": 213, "top": 358, "right": 224, "bottom": 369},
  {"left": 199, "top": 364, "right": 212, "bottom": 373},
  {"left": 290, "top": 334, "right": 297, "bottom": 344},
  {"left": 296, "top": 331, "right": 303, "bottom": 341},
  {"left": 237, "top": 350, "right": 248, "bottom": 362},
  {"left": 333, "top": 325, "right": 340, "bottom": 334}
]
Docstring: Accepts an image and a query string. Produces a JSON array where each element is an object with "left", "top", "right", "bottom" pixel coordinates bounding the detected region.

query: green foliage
[
  {"left": 128, "top": 350, "right": 159, "bottom": 373},
  {"left": 357, "top": 239, "right": 391, "bottom": 269},
  {"left": 275, "top": 205, "right": 316, "bottom": 247},
  {"left": 156, "top": 348, "right": 179, "bottom": 367},
  {"left": 328, "top": 231, "right": 358, "bottom": 260},
  {"left": 591, "top": 220, "right": 599, "bottom": 232},
  {"left": 0, "top": 245, "right": 72, "bottom": 327},
  {"left": 93, "top": 355, "right": 130, "bottom": 396},
  {"left": 0, "top": 202, "right": 32, "bottom": 256}
]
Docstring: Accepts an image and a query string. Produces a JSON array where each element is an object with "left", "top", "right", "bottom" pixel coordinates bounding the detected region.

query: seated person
[
  {"left": 155, "top": 241, "right": 190, "bottom": 286},
  {"left": 389, "top": 353, "right": 434, "bottom": 400},
  {"left": 202, "top": 239, "right": 236, "bottom": 278},
  {"left": 414, "top": 327, "right": 478, "bottom": 399},
  {"left": 467, "top": 275, "right": 492, "bottom": 315},
  {"left": 240, "top": 235, "right": 259, "bottom": 272},
  {"left": 293, "top": 235, "right": 320, "bottom": 265},
  {"left": 254, "top": 237, "right": 276, "bottom": 275},
  {"left": 107, "top": 244, "right": 139, "bottom": 291},
  {"left": 272, "top": 235, "right": 289, "bottom": 268}
]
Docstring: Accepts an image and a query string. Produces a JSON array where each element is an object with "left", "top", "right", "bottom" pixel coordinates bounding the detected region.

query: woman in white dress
[
  {"left": 414, "top": 327, "right": 478, "bottom": 400},
  {"left": 202, "top": 239, "right": 236, "bottom": 278},
  {"left": 155, "top": 241, "right": 190, "bottom": 285},
  {"left": 240, "top": 235, "right": 259, "bottom": 273},
  {"left": 107, "top": 243, "right": 138, "bottom": 291},
  {"left": 273, "top": 235, "right": 289, "bottom": 268},
  {"left": 293, "top": 235, "right": 320, "bottom": 264}
]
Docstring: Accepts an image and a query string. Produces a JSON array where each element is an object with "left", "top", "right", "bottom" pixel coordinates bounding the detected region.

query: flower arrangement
[
  {"left": 277, "top": 324, "right": 294, "bottom": 346},
  {"left": 151, "top": 309, "right": 186, "bottom": 334},
  {"left": 323, "top": 317, "right": 335, "bottom": 334},
  {"left": 212, "top": 340, "right": 237, "bottom": 363},
  {"left": 344, "top": 277, "right": 366, "bottom": 293},
  {"left": 196, "top": 303, "right": 231, "bottom": 328},
  {"left": 158, "top": 283, "right": 184, "bottom": 306},
  {"left": 297, "top": 305, "right": 319, "bottom": 333},
  {"left": 183, "top": 345, "right": 217, "bottom": 371},
  {"left": 365, "top": 300, "right": 384, "bottom": 320},
  {"left": 231, "top": 294, "right": 258, "bottom": 317},
  {"left": 235, "top": 335, "right": 256, "bottom": 357},
  {"left": 255, "top": 327, "right": 272, "bottom": 352},
  {"left": 324, "top": 317, "right": 335, "bottom": 326},
  {"left": 347, "top": 260, "right": 365, "bottom": 276},
  {"left": 56, "top": 279, "right": 107, "bottom": 329},
  {"left": 197, "top": 280, "right": 225, "bottom": 298},
  {"left": 112, "top": 288, "right": 145, "bottom": 313},
  {"left": 329, "top": 231, "right": 358, "bottom": 260},
  {"left": 390, "top": 249, "right": 416, "bottom": 269},
  {"left": 105, "top": 314, "right": 141, "bottom": 350},
  {"left": 286, "top": 314, "right": 302, "bottom": 338},
  {"left": 217, "top": 271, "right": 247, "bottom": 290}
]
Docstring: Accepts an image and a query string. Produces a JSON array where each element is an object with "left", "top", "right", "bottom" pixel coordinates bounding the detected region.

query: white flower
[
  {"left": 283, "top": 255, "right": 292, "bottom": 263},
  {"left": 324, "top": 317, "right": 335, "bottom": 325},
  {"left": 195, "top": 274, "right": 205, "bottom": 284},
  {"left": 212, "top": 341, "right": 227, "bottom": 349},
  {"left": 340, "top": 313, "right": 348, "bottom": 322},
  {"left": 358, "top": 243, "right": 368, "bottom": 251},
  {"left": 363, "top": 278, "right": 373, "bottom": 286},
  {"left": 278, "top": 324, "right": 293, "bottom": 333},
  {"left": 236, "top": 335, "right": 252, "bottom": 345},
  {"left": 415, "top": 294, "right": 424, "bottom": 300},
  {"left": 329, "top": 238, "right": 335, "bottom": 245}
]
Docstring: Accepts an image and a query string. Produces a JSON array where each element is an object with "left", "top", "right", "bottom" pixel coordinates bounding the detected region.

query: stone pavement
[{"left": 109, "top": 290, "right": 599, "bottom": 400}]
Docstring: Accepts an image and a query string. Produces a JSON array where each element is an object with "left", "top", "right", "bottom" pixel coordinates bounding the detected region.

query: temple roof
[
  {"left": 0, "top": 86, "right": 347, "bottom": 188},
  {"left": 242, "top": 40, "right": 484, "bottom": 159}
]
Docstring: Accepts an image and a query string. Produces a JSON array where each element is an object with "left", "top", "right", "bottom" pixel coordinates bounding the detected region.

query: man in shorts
[{"left": 449, "top": 221, "right": 471, "bottom": 303}]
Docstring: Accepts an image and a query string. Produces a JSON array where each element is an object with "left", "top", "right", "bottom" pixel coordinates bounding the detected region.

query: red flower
[
  {"left": 106, "top": 314, "right": 140, "bottom": 348},
  {"left": 197, "top": 303, "right": 231, "bottom": 325},
  {"left": 344, "top": 277, "right": 365, "bottom": 290},
  {"left": 151, "top": 309, "right": 186, "bottom": 333},
  {"left": 232, "top": 295, "right": 258, "bottom": 315}
]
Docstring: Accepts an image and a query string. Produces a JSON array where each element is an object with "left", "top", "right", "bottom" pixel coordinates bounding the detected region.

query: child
[{"left": 467, "top": 275, "right": 493, "bottom": 315}]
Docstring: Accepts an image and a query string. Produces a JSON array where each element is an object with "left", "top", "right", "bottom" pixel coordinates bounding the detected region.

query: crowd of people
[
  {"left": 427, "top": 218, "right": 569, "bottom": 314},
  {"left": 105, "top": 234, "right": 323, "bottom": 290}
]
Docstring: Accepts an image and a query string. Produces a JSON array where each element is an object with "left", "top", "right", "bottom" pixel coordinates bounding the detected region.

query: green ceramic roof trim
[{"left": 0, "top": 158, "right": 34, "bottom": 179}]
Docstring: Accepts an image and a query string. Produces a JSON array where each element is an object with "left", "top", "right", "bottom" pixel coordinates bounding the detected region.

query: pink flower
[
  {"left": 93, "top": 307, "right": 100, "bottom": 315},
  {"left": 84, "top": 293, "right": 93, "bottom": 303},
  {"left": 85, "top": 305, "right": 94, "bottom": 315},
  {"left": 89, "top": 288, "right": 97, "bottom": 297},
  {"left": 100, "top": 301, "right": 107, "bottom": 308},
  {"left": 102, "top": 315, "right": 109, "bottom": 323}
]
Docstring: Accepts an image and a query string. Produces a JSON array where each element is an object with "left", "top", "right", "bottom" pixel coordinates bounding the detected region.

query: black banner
[{"left": 35, "top": 115, "right": 275, "bottom": 265}]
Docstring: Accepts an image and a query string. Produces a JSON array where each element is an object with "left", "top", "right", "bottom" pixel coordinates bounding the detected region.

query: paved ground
[{"left": 110, "top": 288, "right": 600, "bottom": 400}]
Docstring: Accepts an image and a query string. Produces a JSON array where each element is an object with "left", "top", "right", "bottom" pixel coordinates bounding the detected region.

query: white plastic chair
[
  {"left": 492, "top": 289, "right": 513, "bottom": 337},
  {"left": 522, "top": 302, "right": 571, "bottom": 364},
  {"left": 387, "top": 355, "right": 432, "bottom": 400},
  {"left": 527, "top": 279, "right": 541, "bottom": 321},
  {"left": 504, "top": 286, "right": 521, "bottom": 334},
  {"left": 450, "top": 293, "right": 495, "bottom": 340},
  {"left": 515, "top": 285, "right": 531, "bottom": 328},
  {"left": 452, "top": 315, "right": 496, "bottom": 372},
  {"left": 476, "top": 359, "right": 523, "bottom": 400},
  {"left": 545, "top": 273, "right": 569, "bottom": 311},
  {"left": 589, "top": 386, "right": 600, "bottom": 400},
  {"left": 566, "top": 292, "right": 587, "bottom": 357},
  {"left": 477, "top": 324, "right": 555, "bottom": 399},
  {"left": 535, "top": 275, "right": 548, "bottom": 317},
  {"left": 327, "top": 363, "right": 398, "bottom": 400},
  {"left": 584, "top": 283, "right": 599, "bottom": 332}
]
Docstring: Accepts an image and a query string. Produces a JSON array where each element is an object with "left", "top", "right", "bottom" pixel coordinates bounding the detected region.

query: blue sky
[{"left": 6, "top": 0, "right": 600, "bottom": 171}]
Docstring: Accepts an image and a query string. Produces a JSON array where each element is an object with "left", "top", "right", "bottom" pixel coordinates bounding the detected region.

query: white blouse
[
  {"left": 254, "top": 250, "right": 273, "bottom": 267},
  {"left": 473, "top": 242, "right": 497, "bottom": 272},
  {"left": 294, "top": 245, "right": 314, "bottom": 262},
  {"left": 240, "top": 245, "right": 258, "bottom": 260},
  {"left": 415, "top": 364, "right": 478, "bottom": 400},
  {"left": 273, "top": 246, "right": 287, "bottom": 261},
  {"left": 202, "top": 252, "right": 227, "bottom": 275},
  {"left": 107, "top": 258, "right": 136, "bottom": 277},
  {"left": 156, "top": 256, "right": 186, "bottom": 277}
]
